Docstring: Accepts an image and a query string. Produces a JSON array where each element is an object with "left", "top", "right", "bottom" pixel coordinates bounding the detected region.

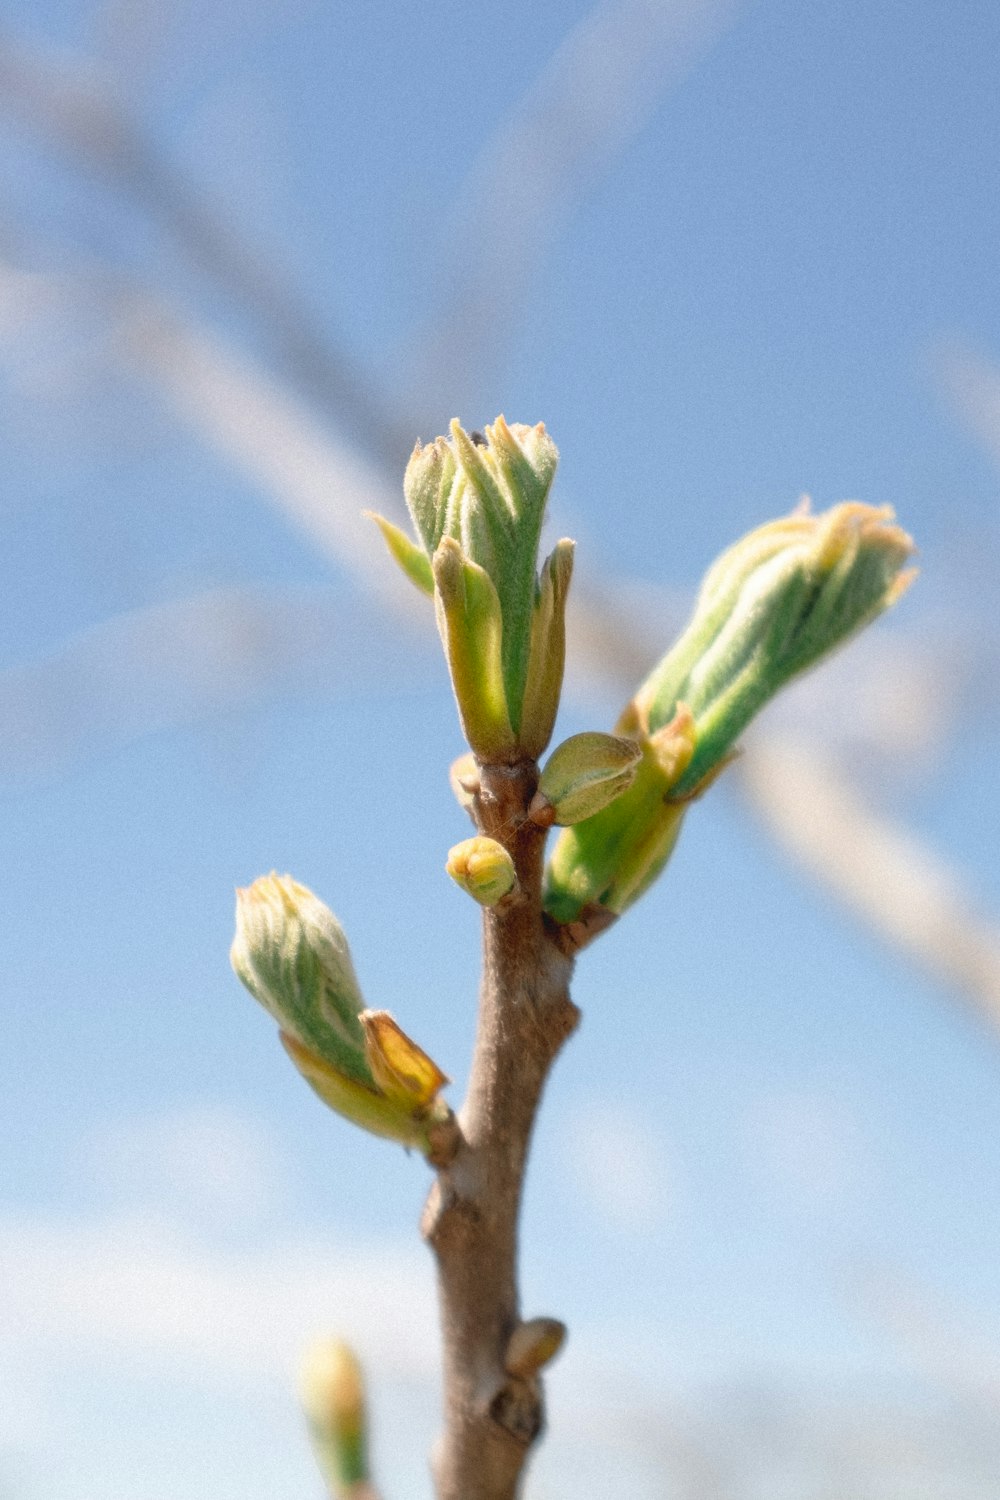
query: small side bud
[
  {"left": 446, "top": 836, "right": 517, "bottom": 906},
  {"left": 534, "top": 731, "right": 641, "bottom": 825},
  {"left": 504, "top": 1318, "right": 567, "bottom": 1378},
  {"left": 449, "top": 751, "right": 480, "bottom": 817},
  {"left": 300, "top": 1338, "right": 372, "bottom": 1498},
  {"left": 543, "top": 738, "right": 689, "bottom": 927}
]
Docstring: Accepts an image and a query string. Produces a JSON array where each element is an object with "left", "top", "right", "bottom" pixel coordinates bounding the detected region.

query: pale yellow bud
[
  {"left": 446, "top": 836, "right": 518, "bottom": 906},
  {"left": 504, "top": 1318, "right": 567, "bottom": 1378},
  {"left": 300, "top": 1338, "right": 369, "bottom": 1495}
]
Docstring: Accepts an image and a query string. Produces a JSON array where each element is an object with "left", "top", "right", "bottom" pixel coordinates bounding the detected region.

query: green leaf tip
[{"left": 366, "top": 510, "right": 434, "bottom": 595}]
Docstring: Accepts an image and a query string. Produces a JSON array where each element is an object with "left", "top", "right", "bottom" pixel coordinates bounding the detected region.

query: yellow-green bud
[
  {"left": 533, "top": 731, "right": 641, "bottom": 826},
  {"left": 299, "top": 1338, "right": 370, "bottom": 1497},
  {"left": 446, "top": 836, "right": 518, "bottom": 906}
]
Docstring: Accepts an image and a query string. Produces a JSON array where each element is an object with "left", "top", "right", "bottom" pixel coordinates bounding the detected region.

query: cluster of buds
[
  {"left": 544, "top": 500, "right": 916, "bottom": 928},
  {"left": 370, "top": 417, "right": 573, "bottom": 762},
  {"left": 231, "top": 423, "right": 918, "bottom": 1138},
  {"left": 230, "top": 874, "right": 451, "bottom": 1154}
]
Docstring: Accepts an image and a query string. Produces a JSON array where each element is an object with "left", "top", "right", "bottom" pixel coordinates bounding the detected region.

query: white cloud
[
  {"left": 0, "top": 1211, "right": 438, "bottom": 1389},
  {"left": 562, "top": 1103, "right": 672, "bottom": 1235},
  {"left": 78, "top": 1105, "right": 292, "bottom": 1225}
]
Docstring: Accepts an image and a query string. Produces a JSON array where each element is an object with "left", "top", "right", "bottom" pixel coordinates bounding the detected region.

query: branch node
[
  {"left": 420, "top": 1175, "right": 480, "bottom": 1248},
  {"left": 424, "top": 1109, "right": 464, "bottom": 1170},
  {"left": 488, "top": 1379, "right": 543, "bottom": 1447}
]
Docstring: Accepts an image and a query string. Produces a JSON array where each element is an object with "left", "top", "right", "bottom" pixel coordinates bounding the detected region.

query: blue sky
[{"left": 2, "top": 1, "right": 1000, "bottom": 1495}]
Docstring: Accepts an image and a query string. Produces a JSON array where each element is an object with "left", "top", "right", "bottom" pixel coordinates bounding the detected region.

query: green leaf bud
[
  {"left": 231, "top": 872, "right": 370, "bottom": 1084},
  {"left": 544, "top": 500, "right": 915, "bottom": 937},
  {"left": 446, "top": 836, "right": 518, "bottom": 906},
  {"left": 532, "top": 731, "right": 642, "bottom": 826},
  {"left": 232, "top": 875, "right": 451, "bottom": 1151},
  {"left": 299, "top": 1338, "right": 370, "bottom": 1497},
  {"left": 633, "top": 500, "right": 917, "bottom": 798}
]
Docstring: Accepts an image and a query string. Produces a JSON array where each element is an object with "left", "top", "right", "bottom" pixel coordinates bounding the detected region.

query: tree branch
[{"left": 422, "top": 760, "right": 579, "bottom": 1500}]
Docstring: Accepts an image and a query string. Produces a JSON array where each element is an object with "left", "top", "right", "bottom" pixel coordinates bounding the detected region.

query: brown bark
[{"left": 422, "top": 760, "right": 578, "bottom": 1500}]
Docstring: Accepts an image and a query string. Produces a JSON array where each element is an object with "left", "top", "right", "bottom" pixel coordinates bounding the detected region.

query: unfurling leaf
[
  {"left": 370, "top": 417, "right": 573, "bottom": 760},
  {"left": 545, "top": 501, "right": 915, "bottom": 931},
  {"left": 632, "top": 500, "right": 916, "bottom": 798}
]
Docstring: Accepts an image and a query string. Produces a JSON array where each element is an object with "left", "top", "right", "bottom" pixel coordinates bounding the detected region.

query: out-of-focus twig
[
  {"left": 0, "top": 27, "right": 408, "bottom": 466},
  {"left": 936, "top": 340, "right": 1000, "bottom": 473},
  {"left": 739, "top": 734, "right": 1000, "bottom": 1027},
  {"left": 0, "top": 584, "right": 427, "bottom": 776},
  {"left": 406, "top": 0, "right": 743, "bottom": 417},
  {"left": 850, "top": 1262, "right": 1000, "bottom": 1416},
  {"left": 112, "top": 292, "right": 416, "bottom": 608}
]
